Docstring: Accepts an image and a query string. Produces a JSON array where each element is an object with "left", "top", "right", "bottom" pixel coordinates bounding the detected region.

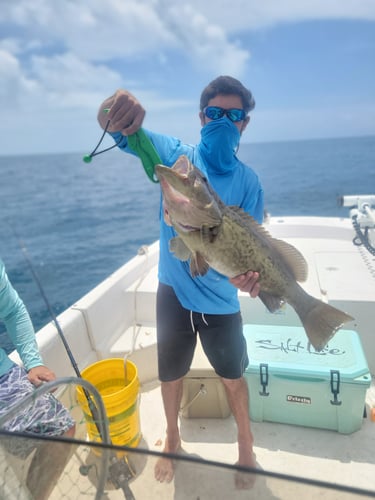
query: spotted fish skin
[{"left": 155, "top": 155, "right": 354, "bottom": 351}]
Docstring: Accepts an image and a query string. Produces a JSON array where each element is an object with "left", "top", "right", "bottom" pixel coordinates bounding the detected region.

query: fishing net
[{"left": 0, "top": 377, "right": 374, "bottom": 500}]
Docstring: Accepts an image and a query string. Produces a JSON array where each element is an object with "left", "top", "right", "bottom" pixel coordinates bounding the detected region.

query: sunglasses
[{"left": 203, "top": 106, "right": 247, "bottom": 122}]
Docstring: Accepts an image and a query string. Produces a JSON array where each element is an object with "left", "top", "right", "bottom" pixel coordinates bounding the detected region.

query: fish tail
[{"left": 293, "top": 288, "right": 354, "bottom": 351}]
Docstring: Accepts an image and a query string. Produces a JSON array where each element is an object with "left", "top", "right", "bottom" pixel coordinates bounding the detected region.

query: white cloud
[
  {"left": 0, "top": 48, "right": 123, "bottom": 112},
  {"left": 0, "top": 38, "right": 21, "bottom": 54},
  {"left": 0, "top": 0, "right": 374, "bottom": 154},
  {"left": 186, "top": 0, "right": 375, "bottom": 31},
  {"left": 3, "top": 0, "right": 374, "bottom": 101},
  {"left": 0, "top": 0, "right": 252, "bottom": 153},
  {"left": 29, "top": 53, "right": 123, "bottom": 108},
  {"left": 155, "top": 2, "right": 250, "bottom": 77},
  {"left": 1, "top": 0, "right": 250, "bottom": 72},
  {"left": 0, "top": 49, "right": 39, "bottom": 109},
  {"left": 1, "top": 1, "right": 173, "bottom": 58}
]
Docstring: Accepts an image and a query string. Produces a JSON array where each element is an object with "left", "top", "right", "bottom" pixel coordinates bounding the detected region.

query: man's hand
[
  {"left": 27, "top": 365, "right": 56, "bottom": 387},
  {"left": 230, "top": 271, "right": 260, "bottom": 298},
  {"left": 97, "top": 89, "right": 145, "bottom": 136}
]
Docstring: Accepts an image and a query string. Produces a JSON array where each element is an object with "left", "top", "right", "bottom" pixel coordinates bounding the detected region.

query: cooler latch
[
  {"left": 330, "top": 370, "right": 342, "bottom": 406},
  {"left": 259, "top": 363, "right": 269, "bottom": 396}
]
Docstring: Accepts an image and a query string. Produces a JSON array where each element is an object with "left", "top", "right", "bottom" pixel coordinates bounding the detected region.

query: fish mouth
[
  {"left": 174, "top": 220, "right": 200, "bottom": 232},
  {"left": 155, "top": 160, "right": 192, "bottom": 190},
  {"left": 159, "top": 177, "right": 189, "bottom": 206},
  {"left": 157, "top": 156, "right": 192, "bottom": 177},
  {"left": 156, "top": 158, "right": 222, "bottom": 229},
  {"left": 159, "top": 178, "right": 205, "bottom": 233}
]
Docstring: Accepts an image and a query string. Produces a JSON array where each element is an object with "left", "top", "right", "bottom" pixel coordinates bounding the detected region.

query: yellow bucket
[{"left": 76, "top": 358, "right": 141, "bottom": 451}]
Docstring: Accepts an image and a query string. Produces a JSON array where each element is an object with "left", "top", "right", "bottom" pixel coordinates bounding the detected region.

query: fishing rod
[{"left": 16, "top": 236, "right": 136, "bottom": 500}]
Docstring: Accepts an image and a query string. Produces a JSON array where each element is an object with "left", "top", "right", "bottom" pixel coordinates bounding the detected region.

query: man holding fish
[{"left": 97, "top": 75, "right": 264, "bottom": 488}]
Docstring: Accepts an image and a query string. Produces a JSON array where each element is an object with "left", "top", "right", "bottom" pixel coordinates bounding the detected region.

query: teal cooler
[{"left": 243, "top": 324, "right": 371, "bottom": 434}]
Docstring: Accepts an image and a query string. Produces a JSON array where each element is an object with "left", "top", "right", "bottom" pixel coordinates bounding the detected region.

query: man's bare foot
[
  {"left": 235, "top": 451, "right": 258, "bottom": 489},
  {"left": 154, "top": 436, "right": 181, "bottom": 483}
]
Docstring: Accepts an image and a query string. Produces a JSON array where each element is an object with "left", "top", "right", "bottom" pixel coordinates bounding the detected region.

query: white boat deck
[
  {"left": 2, "top": 215, "right": 375, "bottom": 499},
  {"left": 54, "top": 378, "right": 374, "bottom": 499},
  {"left": 137, "top": 380, "right": 375, "bottom": 497},
  {"left": 3, "top": 377, "right": 374, "bottom": 499}
]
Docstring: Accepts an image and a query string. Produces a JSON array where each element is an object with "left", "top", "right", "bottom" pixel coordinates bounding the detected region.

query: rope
[
  {"left": 351, "top": 214, "right": 375, "bottom": 256},
  {"left": 83, "top": 119, "right": 122, "bottom": 162}
]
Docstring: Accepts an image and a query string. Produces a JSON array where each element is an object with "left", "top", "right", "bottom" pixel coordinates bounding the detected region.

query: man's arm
[{"left": 0, "top": 261, "right": 54, "bottom": 384}]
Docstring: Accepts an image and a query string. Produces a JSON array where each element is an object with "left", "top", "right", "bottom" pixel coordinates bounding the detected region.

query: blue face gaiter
[{"left": 198, "top": 117, "right": 241, "bottom": 174}]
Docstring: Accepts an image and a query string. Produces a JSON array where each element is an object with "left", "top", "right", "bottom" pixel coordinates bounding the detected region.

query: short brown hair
[{"left": 200, "top": 76, "right": 255, "bottom": 113}]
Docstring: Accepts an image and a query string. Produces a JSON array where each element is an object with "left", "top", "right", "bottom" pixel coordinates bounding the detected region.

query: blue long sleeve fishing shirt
[
  {"left": 0, "top": 259, "right": 43, "bottom": 377},
  {"left": 111, "top": 127, "right": 264, "bottom": 314}
]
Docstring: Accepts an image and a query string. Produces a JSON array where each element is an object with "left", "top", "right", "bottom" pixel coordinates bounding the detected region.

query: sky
[{"left": 1, "top": 0, "right": 375, "bottom": 155}]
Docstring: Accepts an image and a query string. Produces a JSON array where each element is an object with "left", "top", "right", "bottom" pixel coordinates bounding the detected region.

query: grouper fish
[{"left": 155, "top": 155, "right": 354, "bottom": 351}]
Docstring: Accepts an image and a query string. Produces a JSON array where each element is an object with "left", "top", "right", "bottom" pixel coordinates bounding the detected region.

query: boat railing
[{"left": 339, "top": 194, "right": 375, "bottom": 255}]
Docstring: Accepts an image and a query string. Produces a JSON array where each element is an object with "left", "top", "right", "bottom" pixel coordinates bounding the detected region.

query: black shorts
[{"left": 156, "top": 283, "right": 249, "bottom": 382}]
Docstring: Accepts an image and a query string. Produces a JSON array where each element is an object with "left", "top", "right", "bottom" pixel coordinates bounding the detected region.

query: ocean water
[{"left": 1, "top": 135, "right": 374, "bottom": 352}]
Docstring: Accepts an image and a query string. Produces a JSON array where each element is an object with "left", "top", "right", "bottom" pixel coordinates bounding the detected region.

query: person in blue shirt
[
  {"left": 97, "top": 76, "right": 263, "bottom": 488},
  {"left": 0, "top": 258, "right": 75, "bottom": 499}
]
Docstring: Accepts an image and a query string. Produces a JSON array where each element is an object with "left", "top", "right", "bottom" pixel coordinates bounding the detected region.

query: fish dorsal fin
[
  {"left": 271, "top": 239, "right": 308, "bottom": 282},
  {"left": 226, "top": 206, "right": 308, "bottom": 282},
  {"left": 226, "top": 206, "right": 277, "bottom": 244}
]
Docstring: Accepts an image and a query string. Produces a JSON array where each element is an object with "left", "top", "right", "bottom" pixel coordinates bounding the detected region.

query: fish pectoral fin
[
  {"left": 169, "top": 237, "right": 191, "bottom": 261},
  {"left": 258, "top": 291, "right": 286, "bottom": 313},
  {"left": 169, "top": 237, "right": 209, "bottom": 277},
  {"left": 190, "top": 252, "right": 209, "bottom": 277}
]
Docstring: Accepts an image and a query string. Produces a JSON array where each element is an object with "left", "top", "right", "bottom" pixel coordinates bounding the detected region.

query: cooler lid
[{"left": 243, "top": 324, "right": 370, "bottom": 384}]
